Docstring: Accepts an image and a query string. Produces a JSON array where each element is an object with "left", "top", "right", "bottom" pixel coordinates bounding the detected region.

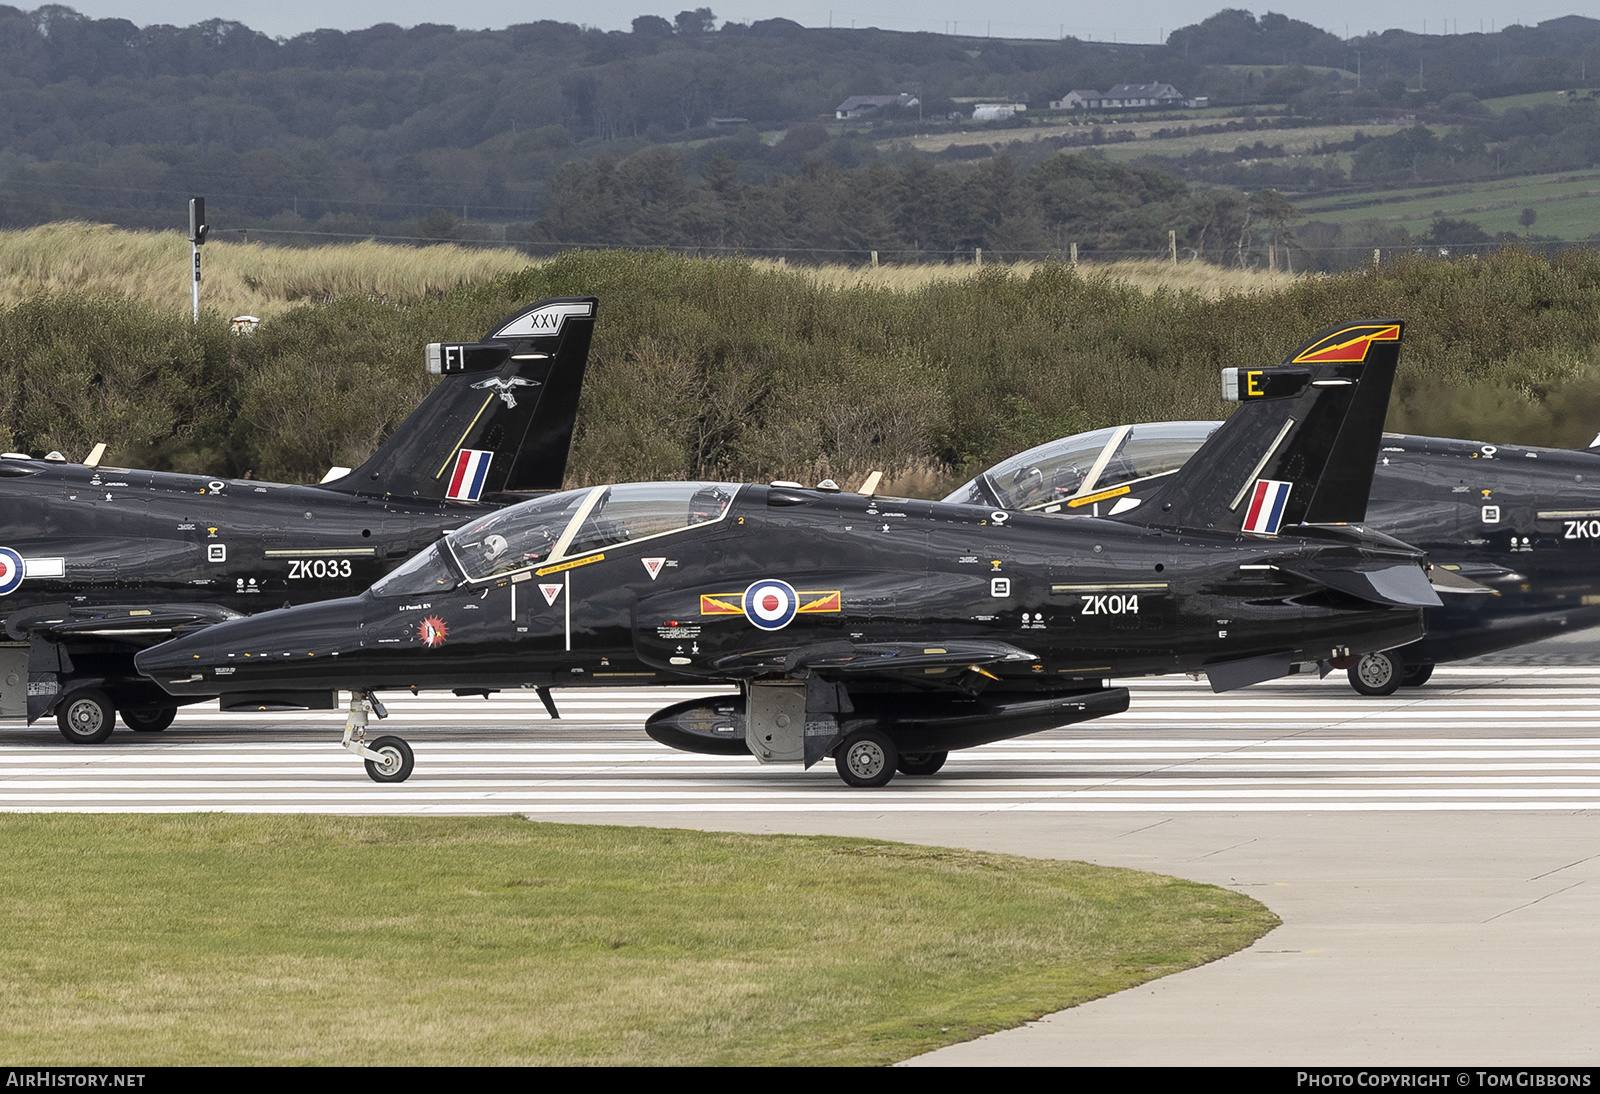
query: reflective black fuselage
[
  {"left": 962, "top": 431, "right": 1600, "bottom": 665},
  {"left": 0, "top": 458, "right": 497, "bottom": 715},
  {"left": 140, "top": 485, "right": 1427, "bottom": 740},
  {"left": 1369, "top": 434, "right": 1600, "bottom": 661}
]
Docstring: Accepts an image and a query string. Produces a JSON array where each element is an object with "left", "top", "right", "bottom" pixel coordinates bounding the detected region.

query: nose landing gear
[{"left": 341, "top": 691, "right": 414, "bottom": 783}]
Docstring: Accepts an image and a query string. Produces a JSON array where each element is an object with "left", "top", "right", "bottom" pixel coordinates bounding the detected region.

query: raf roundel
[
  {"left": 742, "top": 579, "right": 799, "bottom": 631},
  {"left": 0, "top": 547, "right": 21, "bottom": 596}
]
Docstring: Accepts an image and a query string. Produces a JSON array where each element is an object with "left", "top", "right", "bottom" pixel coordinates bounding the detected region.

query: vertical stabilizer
[
  {"left": 321, "top": 297, "right": 597, "bottom": 501},
  {"left": 1138, "top": 319, "right": 1404, "bottom": 534}
]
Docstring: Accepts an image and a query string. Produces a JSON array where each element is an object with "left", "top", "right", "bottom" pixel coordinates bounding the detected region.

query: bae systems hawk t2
[
  {"left": 138, "top": 320, "right": 1449, "bottom": 788},
  {"left": 0, "top": 297, "right": 597, "bottom": 742},
  {"left": 950, "top": 354, "right": 1600, "bottom": 695}
]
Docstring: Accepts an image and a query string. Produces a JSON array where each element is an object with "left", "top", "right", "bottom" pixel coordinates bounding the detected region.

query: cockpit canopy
[
  {"left": 372, "top": 481, "right": 740, "bottom": 597},
  {"left": 945, "top": 421, "right": 1220, "bottom": 512}
]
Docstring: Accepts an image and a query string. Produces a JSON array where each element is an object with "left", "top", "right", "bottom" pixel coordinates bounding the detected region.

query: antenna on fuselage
[
  {"left": 857, "top": 470, "right": 883, "bottom": 496},
  {"left": 83, "top": 443, "right": 106, "bottom": 468}
]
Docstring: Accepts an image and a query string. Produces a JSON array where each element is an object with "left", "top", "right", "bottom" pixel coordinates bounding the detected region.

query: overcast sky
[{"left": 43, "top": 2, "right": 1600, "bottom": 44}]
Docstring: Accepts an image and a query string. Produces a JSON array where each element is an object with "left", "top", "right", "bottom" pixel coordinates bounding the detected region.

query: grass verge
[{"left": 0, "top": 814, "right": 1277, "bottom": 1065}]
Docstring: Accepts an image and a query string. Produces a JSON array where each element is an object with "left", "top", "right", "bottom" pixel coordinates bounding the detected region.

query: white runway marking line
[{"left": 6, "top": 673, "right": 1600, "bottom": 812}]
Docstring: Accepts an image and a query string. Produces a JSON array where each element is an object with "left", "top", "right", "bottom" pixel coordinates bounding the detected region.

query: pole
[
  {"left": 1070, "top": 241, "right": 1078, "bottom": 266},
  {"left": 187, "top": 196, "right": 207, "bottom": 324},
  {"left": 1169, "top": 229, "right": 1177, "bottom": 265}
]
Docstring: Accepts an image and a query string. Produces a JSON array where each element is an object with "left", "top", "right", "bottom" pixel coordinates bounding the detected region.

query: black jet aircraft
[
  {"left": 949, "top": 367, "right": 1600, "bottom": 695},
  {"left": 138, "top": 319, "right": 1449, "bottom": 788},
  {"left": 0, "top": 296, "right": 597, "bottom": 742}
]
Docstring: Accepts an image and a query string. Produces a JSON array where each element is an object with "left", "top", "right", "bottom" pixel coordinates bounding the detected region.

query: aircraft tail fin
[
  {"left": 319, "top": 296, "right": 597, "bottom": 502},
  {"left": 1137, "top": 319, "right": 1405, "bottom": 534}
]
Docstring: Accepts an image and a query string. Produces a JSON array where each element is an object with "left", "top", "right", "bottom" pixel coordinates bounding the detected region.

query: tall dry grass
[
  {"left": 761, "top": 257, "right": 1303, "bottom": 300},
  {"left": 0, "top": 225, "right": 1299, "bottom": 316},
  {"left": 0, "top": 223, "right": 533, "bottom": 317}
]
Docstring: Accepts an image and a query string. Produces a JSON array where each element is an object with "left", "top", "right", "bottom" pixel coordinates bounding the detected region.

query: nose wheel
[
  {"left": 340, "top": 691, "right": 414, "bottom": 783},
  {"left": 362, "top": 736, "right": 414, "bottom": 783}
]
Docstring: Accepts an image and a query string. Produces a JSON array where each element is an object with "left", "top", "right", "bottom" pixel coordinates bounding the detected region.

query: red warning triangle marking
[
  {"left": 642, "top": 557, "right": 665, "bottom": 580},
  {"left": 539, "top": 583, "right": 563, "bottom": 606}
]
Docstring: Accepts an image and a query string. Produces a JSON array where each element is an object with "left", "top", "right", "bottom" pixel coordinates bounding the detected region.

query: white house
[
  {"left": 1098, "top": 83, "right": 1187, "bottom": 108},
  {"left": 1049, "top": 90, "right": 1101, "bottom": 110},
  {"left": 1050, "top": 84, "right": 1195, "bottom": 110}
]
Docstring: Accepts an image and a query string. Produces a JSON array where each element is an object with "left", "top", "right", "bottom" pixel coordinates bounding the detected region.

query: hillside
[{"left": 5, "top": 5, "right": 1600, "bottom": 256}]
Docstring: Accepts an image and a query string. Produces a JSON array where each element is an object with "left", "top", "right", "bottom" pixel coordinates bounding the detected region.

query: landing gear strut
[{"left": 341, "top": 691, "right": 414, "bottom": 783}]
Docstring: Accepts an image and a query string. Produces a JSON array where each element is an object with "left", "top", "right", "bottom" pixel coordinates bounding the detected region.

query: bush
[{"left": 8, "top": 248, "right": 1600, "bottom": 493}]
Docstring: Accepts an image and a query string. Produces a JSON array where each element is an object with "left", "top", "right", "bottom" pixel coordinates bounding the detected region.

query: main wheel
[
  {"left": 57, "top": 689, "right": 116, "bottom": 744},
  {"left": 121, "top": 706, "right": 176, "bottom": 733},
  {"left": 897, "top": 751, "right": 948, "bottom": 776},
  {"left": 1401, "top": 663, "right": 1435, "bottom": 688},
  {"left": 363, "top": 735, "right": 414, "bottom": 784},
  {"left": 1348, "top": 651, "right": 1402, "bottom": 696},
  {"left": 835, "top": 729, "right": 897, "bottom": 788}
]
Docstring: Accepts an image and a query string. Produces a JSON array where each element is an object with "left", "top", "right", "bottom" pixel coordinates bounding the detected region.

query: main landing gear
[
  {"left": 832, "top": 733, "right": 954, "bottom": 788},
  {"left": 56, "top": 690, "right": 177, "bottom": 744},
  {"left": 1347, "top": 652, "right": 1434, "bottom": 696},
  {"left": 57, "top": 689, "right": 115, "bottom": 744},
  {"left": 341, "top": 691, "right": 414, "bottom": 783}
]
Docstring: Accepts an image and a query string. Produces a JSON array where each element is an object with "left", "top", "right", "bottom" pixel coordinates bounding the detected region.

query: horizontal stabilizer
[
  {"left": 1427, "top": 567, "right": 1498, "bottom": 595},
  {"left": 1279, "top": 560, "right": 1443, "bottom": 607}
]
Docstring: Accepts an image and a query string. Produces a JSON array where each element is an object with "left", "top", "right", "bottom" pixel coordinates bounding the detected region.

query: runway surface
[
  {"left": 3, "top": 655, "right": 1599, "bottom": 1063},
  {"left": 1, "top": 667, "right": 1597, "bottom": 814}
]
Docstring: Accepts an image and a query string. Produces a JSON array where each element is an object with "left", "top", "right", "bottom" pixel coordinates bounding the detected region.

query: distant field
[
  {"left": 1480, "top": 90, "right": 1586, "bottom": 114},
  {"left": 885, "top": 112, "right": 1295, "bottom": 154},
  {"left": 889, "top": 119, "right": 1413, "bottom": 163},
  {"left": 1297, "top": 170, "right": 1600, "bottom": 237},
  {"left": 1098, "top": 124, "right": 1394, "bottom": 163}
]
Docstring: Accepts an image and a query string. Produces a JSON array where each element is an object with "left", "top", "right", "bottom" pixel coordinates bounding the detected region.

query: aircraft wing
[
  {"left": 777, "top": 639, "right": 1037, "bottom": 678},
  {"left": 5, "top": 602, "right": 244, "bottom": 644}
]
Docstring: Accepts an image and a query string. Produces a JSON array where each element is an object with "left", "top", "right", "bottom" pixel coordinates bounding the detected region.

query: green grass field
[
  {"left": 1480, "top": 90, "right": 1586, "bottom": 114},
  {"left": 0, "top": 815, "right": 1277, "bottom": 1065},
  {"left": 1097, "top": 123, "right": 1379, "bottom": 163},
  {"left": 1297, "top": 169, "right": 1600, "bottom": 237}
]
